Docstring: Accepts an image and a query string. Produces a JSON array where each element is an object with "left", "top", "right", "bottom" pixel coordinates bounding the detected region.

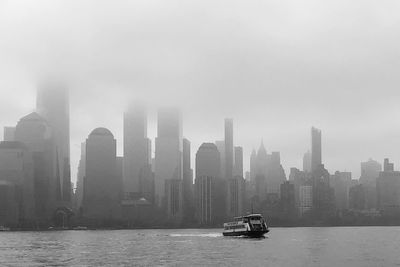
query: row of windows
[{"left": 224, "top": 224, "right": 246, "bottom": 230}]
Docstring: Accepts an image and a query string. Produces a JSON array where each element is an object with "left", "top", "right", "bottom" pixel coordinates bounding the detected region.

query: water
[{"left": 1, "top": 227, "right": 400, "bottom": 266}]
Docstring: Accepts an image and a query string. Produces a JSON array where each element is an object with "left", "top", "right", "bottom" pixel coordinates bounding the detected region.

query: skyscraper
[
  {"left": 224, "top": 118, "right": 234, "bottom": 180},
  {"left": 182, "top": 138, "right": 194, "bottom": 223},
  {"left": 360, "top": 159, "right": 381, "bottom": 210},
  {"left": 303, "top": 151, "right": 311, "bottom": 173},
  {"left": 377, "top": 159, "right": 400, "bottom": 216},
  {"left": 36, "top": 85, "right": 71, "bottom": 202},
  {"left": 195, "top": 143, "right": 225, "bottom": 224},
  {"left": 0, "top": 141, "right": 35, "bottom": 225},
  {"left": 311, "top": 127, "right": 322, "bottom": 172},
  {"left": 15, "top": 112, "right": 59, "bottom": 221},
  {"left": 123, "top": 105, "right": 151, "bottom": 200},
  {"left": 83, "top": 128, "right": 121, "bottom": 220},
  {"left": 234, "top": 146, "right": 243, "bottom": 178},
  {"left": 75, "top": 142, "right": 86, "bottom": 211},
  {"left": 155, "top": 108, "right": 183, "bottom": 211}
]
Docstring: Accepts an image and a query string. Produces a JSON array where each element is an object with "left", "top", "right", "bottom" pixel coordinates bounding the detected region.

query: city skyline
[
  {"left": 1, "top": 1, "right": 400, "bottom": 185},
  {"left": 1, "top": 93, "right": 400, "bottom": 186}
]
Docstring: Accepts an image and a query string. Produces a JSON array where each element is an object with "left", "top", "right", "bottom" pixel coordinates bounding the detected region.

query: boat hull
[{"left": 223, "top": 229, "right": 269, "bottom": 237}]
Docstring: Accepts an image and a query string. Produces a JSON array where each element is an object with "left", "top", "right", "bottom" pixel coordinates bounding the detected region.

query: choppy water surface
[{"left": 1, "top": 227, "right": 400, "bottom": 266}]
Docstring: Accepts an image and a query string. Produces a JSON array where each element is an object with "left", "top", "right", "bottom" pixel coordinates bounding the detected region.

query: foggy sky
[{"left": 1, "top": 0, "right": 400, "bottom": 184}]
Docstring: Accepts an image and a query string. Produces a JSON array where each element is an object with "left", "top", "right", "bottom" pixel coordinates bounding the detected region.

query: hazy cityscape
[
  {"left": 2, "top": 1, "right": 400, "bottom": 266},
  {"left": 0, "top": 86, "right": 399, "bottom": 229}
]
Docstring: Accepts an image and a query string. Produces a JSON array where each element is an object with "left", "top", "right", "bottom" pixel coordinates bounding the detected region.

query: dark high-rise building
[
  {"left": 312, "top": 164, "right": 334, "bottom": 217},
  {"left": 37, "top": 85, "right": 71, "bottom": 202},
  {"left": 155, "top": 108, "right": 183, "bottom": 210},
  {"left": 123, "top": 105, "right": 152, "bottom": 200},
  {"left": 311, "top": 127, "right": 322, "bottom": 172},
  {"left": 234, "top": 146, "right": 243, "bottom": 178},
  {"left": 280, "top": 181, "right": 296, "bottom": 217},
  {"left": 224, "top": 118, "right": 234, "bottom": 180},
  {"left": 182, "top": 138, "right": 194, "bottom": 223},
  {"left": 82, "top": 128, "right": 121, "bottom": 221},
  {"left": 195, "top": 143, "right": 225, "bottom": 225}
]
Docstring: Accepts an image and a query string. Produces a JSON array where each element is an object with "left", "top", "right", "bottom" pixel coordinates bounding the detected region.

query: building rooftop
[{"left": 89, "top": 127, "right": 114, "bottom": 137}]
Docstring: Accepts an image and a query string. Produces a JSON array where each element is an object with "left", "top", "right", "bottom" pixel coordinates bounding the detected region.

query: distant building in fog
[
  {"left": 303, "top": 151, "right": 311, "bottom": 173},
  {"left": 155, "top": 108, "right": 183, "bottom": 212},
  {"left": 299, "top": 184, "right": 313, "bottom": 216},
  {"left": 332, "top": 171, "right": 352, "bottom": 210},
  {"left": 249, "top": 141, "right": 286, "bottom": 197},
  {"left": 227, "top": 176, "right": 245, "bottom": 218},
  {"left": 215, "top": 140, "right": 226, "bottom": 180},
  {"left": 123, "top": 105, "right": 152, "bottom": 200},
  {"left": 75, "top": 142, "right": 86, "bottom": 211},
  {"left": 0, "top": 141, "right": 35, "bottom": 225},
  {"left": 360, "top": 159, "right": 381, "bottom": 210},
  {"left": 82, "top": 128, "right": 121, "bottom": 221},
  {"left": 376, "top": 158, "right": 400, "bottom": 216},
  {"left": 280, "top": 181, "right": 296, "bottom": 217},
  {"left": 349, "top": 184, "right": 365, "bottom": 210},
  {"left": 234, "top": 146, "right": 243, "bottom": 178},
  {"left": 15, "top": 112, "right": 59, "bottom": 222},
  {"left": 195, "top": 143, "right": 225, "bottom": 225},
  {"left": 182, "top": 138, "right": 194, "bottom": 223},
  {"left": 37, "top": 85, "right": 71, "bottom": 203},
  {"left": 311, "top": 127, "right": 322, "bottom": 172},
  {"left": 224, "top": 119, "right": 234, "bottom": 180},
  {"left": 3, "top": 127, "right": 16, "bottom": 141}
]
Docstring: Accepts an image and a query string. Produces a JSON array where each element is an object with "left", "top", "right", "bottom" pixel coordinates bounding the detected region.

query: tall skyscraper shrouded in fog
[
  {"left": 155, "top": 108, "right": 183, "bottom": 218},
  {"left": 311, "top": 127, "right": 322, "bottom": 172},
  {"left": 36, "top": 85, "right": 71, "bottom": 202},
  {"left": 224, "top": 119, "right": 234, "bottom": 180},
  {"left": 82, "top": 128, "right": 121, "bottom": 220},
  {"left": 123, "top": 105, "right": 152, "bottom": 200},
  {"left": 195, "top": 143, "right": 225, "bottom": 225}
]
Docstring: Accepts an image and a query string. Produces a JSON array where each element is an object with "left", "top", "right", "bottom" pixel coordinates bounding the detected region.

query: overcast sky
[{"left": 1, "top": 0, "right": 400, "bottom": 184}]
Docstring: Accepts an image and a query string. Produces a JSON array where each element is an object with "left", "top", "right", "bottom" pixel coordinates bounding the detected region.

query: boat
[
  {"left": 0, "top": 226, "right": 11, "bottom": 231},
  {"left": 223, "top": 214, "right": 269, "bottom": 237},
  {"left": 73, "top": 226, "right": 88, "bottom": 230}
]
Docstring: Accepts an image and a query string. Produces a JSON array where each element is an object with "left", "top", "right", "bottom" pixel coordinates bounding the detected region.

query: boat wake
[{"left": 169, "top": 233, "right": 221, "bottom": 238}]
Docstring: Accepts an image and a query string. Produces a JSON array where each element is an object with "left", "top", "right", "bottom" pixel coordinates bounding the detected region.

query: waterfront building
[
  {"left": 37, "top": 85, "right": 71, "bottom": 202},
  {"left": 154, "top": 108, "right": 183, "bottom": 210},
  {"left": 123, "top": 105, "right": 151, "bottom": 200},
  {"left": 82, "top": 128, "right": 121, "bottom": 221}
]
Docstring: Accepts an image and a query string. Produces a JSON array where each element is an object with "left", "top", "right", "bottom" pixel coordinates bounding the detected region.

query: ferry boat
[
  {"left": 223, "top": 214, "right": 269, "bottom": 237},
  {"left": 0, "top": 225, "right": 11, "bottom": 231}
]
